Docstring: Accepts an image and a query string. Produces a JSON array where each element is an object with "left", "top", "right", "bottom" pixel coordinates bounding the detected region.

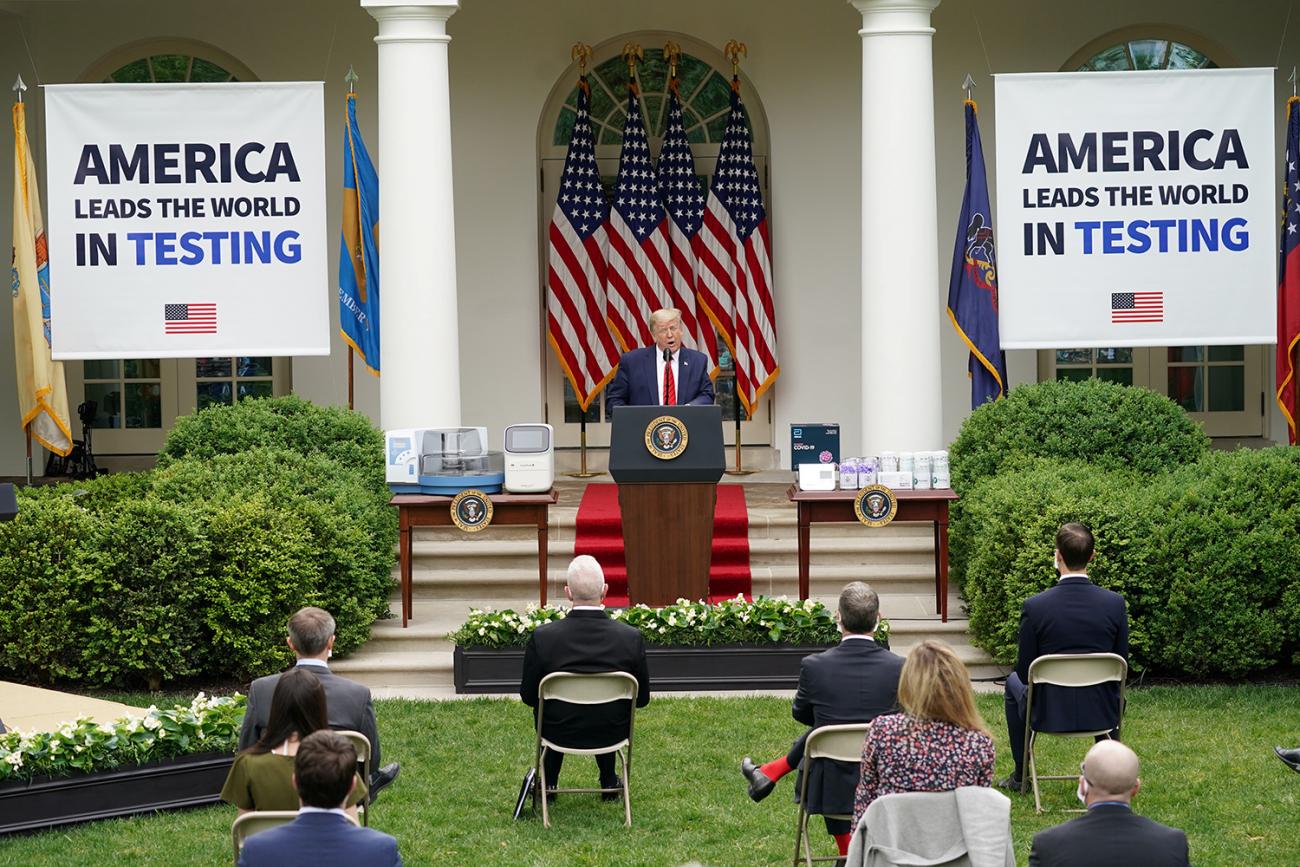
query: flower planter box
[
  {"left": 453, "top": 643, "right": 833, "bottom": 694},
  {"left": 0, "top": 751, "right": 234, "bottom": 835}
]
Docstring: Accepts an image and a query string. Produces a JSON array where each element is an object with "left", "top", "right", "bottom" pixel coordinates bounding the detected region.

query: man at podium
[{"left": 605, "top": 308, "right": 714, "bottom": 410}]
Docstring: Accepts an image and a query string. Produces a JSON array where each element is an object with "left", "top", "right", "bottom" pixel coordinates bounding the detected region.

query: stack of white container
[{"left": 836, "top": 451, "right": 950, "bottom": 491}]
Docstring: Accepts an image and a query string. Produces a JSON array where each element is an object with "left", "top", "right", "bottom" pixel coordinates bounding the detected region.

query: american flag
[
  {"left": 605, "top": 82, "right": 671, "bottom": 350},
  {"left": 1110, "top": 292, "right": 1164, "bottom": 323},
  {"left": 164, "top": 302, "right": 217, "bottom": 334},
  {"left": 659, "top": 83, "right": 719, "bottom": 371},
  {"left": 697, "top": 80, "right": 779, "bottom": 415},
  {"left": 546, "top": 76, "right": 620, "bottom": 411},
  {"left": 1277, "top": 96, "right": 1300, "bottom": 443}
]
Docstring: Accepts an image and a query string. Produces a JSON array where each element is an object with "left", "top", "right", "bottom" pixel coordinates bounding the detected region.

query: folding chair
[
  {"left": 533, "top": 671, "right": 639, "bottom": 829},
  {"left": 231, "top": 811, "right": 298, "bottom": 863},
  {"left": 792, "top": 722, "right": 871, "bottom": 866},
  {"left": 1023, "top": 652, "right": 1127, "bottom": 813},
  {"left": 338, "top": 729, "right": 373, "bottom": 826}
]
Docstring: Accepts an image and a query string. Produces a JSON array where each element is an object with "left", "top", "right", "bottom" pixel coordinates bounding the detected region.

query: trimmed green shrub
[
  {"left": 959, "top": 449, "right": 1300, "bottom": 677},
  {"left": 0, "top": 398, "right": 395, "bottom": 688}
]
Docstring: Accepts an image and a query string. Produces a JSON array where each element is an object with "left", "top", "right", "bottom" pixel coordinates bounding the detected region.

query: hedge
[
  {"left": 0, "top": 397, "right": 395, "bottom": 688},
  {"left": 958, "top": 449, "right": 1300, "bottom": 677}
]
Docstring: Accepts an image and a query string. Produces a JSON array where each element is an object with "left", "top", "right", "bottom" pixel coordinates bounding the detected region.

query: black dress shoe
[
  {"left": 368, "top": 762, "right": 401, "bottom": 803},
  {"left": 994, "top": 773, "right": 1024, "bottom": 792},
  {"left": 1275, "top": 747, "right": 1300, "bottom": 772},
  {"left": 600, "top": 776, "right": 623, "bottom": 801},
  {"left": 741, "top": 757, "right": 776, "bottom": 802}
]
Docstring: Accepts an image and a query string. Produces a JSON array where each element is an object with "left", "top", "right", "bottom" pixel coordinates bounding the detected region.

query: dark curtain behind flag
[
  {"left": 946, "top": 99, "right": 1007, "bottom": 409},
  {"left": 339, "top": 92, "right": 380, "bottom": 375},
  {"left": 1277, "top": 96, "right": 1300, "bottom": 444}
]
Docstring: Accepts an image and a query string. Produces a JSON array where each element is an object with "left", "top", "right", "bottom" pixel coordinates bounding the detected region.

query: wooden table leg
[
  {"left": 798, "top": 504, "right": 811, "bottom": 600},
  {"left": 937, "top": 515, "right": 950, "bottom": 623},
  {"left": 538, "top": 510, "right": 549, "bottom": 608},
  {"left": 399, "top": 519, "right": 412, "bottom": 628}
]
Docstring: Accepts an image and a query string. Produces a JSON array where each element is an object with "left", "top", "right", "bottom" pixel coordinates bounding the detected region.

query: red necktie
[{"left": 663, "top": 357, "right": 676, "bottom": 405}]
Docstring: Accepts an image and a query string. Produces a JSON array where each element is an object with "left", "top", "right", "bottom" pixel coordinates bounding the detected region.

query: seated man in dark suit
[
  {"left": 1000, "top": 522, "right": 1129, "bottom": 790},
  {"left": 1029, "top": 740, "right": 1189, "bottom": 866},
  {"left": 740, "top": 582, "right": 904, "bottom": 860},
  {"left": 238, "top": 730, "right": 401, "bottom": 867},
  {"left": 604, "top": 307, "right": 715, "bottom": 410},
  {"left": 239, "top": 607, "right": 400, "bottom": 799},
  {"left": 520, "top": 555, "right": 651, "bottom": 796}
]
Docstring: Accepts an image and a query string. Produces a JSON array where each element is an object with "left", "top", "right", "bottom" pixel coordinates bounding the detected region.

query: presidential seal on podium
[
  {"left": 854, "top": 483, "right": 898, "bottom": 528},
  {"left": 450, "top": 489, "right": 494, "bottom": 532},
  {"left": 644, "top": 415, "right": 688, "bottom": 460}
]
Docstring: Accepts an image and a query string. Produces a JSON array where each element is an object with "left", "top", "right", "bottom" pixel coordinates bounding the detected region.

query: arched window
[
  {"left": 104, "top": 53, "right": 239, "bottom": 83},
  {"left": 1075, "top": 39, "right": 1216, "bottom": 72}
]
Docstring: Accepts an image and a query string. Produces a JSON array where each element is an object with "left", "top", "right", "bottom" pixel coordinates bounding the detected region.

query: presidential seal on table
[
  {"left": 450, "top": 489, "right": 494, "bottom": 532},
  {"left": 854, "top": 483, "right": 897, "bottom": 528},
  {"left": 644, "top": 415, "right": 687, "bottom": 460}
]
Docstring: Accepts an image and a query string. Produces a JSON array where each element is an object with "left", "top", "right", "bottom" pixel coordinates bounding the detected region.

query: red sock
[
  {"left": 759, "top": 756, "right": 792, "bottom": 781},
  {"left": 834, "top": 833, "right": 851, "bottom": 856}
]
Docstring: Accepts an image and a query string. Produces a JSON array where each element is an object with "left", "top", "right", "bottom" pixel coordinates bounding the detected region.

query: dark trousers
[
  {"left": 1004, "top": 672, "right": 1119, "bottom": 779},
  {"left": 785, "top": 731, "right": 850, "bottom": 837},
  {"left": 542, "top": 749, "right": 617, "bottom": 788}
]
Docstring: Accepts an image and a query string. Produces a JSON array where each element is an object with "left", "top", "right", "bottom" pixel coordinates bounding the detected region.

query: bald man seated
[
  {"left": 520, "top": 556, "right": 651, "bottom": 796},
  {"left": 1028, "top": 740, "right": 1189, "bottom": 867}
]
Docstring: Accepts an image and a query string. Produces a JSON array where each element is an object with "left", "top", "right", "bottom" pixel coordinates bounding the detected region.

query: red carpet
[{"left": 573, "top": 483, "right": 751, "bottom": 606}]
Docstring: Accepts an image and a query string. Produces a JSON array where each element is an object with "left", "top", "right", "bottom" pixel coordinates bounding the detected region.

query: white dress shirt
[{"left": 655, "top": 349, "right": 680, "bottom": 405}]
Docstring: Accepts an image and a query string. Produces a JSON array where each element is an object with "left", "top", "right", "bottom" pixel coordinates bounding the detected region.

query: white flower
[
  {"left": 516, "top": 624, "right": 526, "bottom": 633},
  {"left": 98, "top": 723, "right": 116, "bottom": 735},
  {"left": 658, "top": 626, "right": 666, "bottom": 633},
  {"left": 4, "top": 753, "right": 21, "bottom": 768},
  {"left": 142, "top": 716, "right": 161, "bottom": 731},
  {"left": 477, "top": 627, "right": 486, "bottom": 636}
]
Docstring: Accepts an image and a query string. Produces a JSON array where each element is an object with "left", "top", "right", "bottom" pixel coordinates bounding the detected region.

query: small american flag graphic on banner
[
  {"left": 164, "top": 303, "right": 217, "bottom": 334},
  {"left": 1111, "top": 292, "right": 1164, "bottom": 324}
]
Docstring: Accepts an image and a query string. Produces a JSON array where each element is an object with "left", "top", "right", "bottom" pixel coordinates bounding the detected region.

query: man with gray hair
[
  {"left": 520, "top": 555, "right": 651, "bottom": 795},
  {"left": 740, "top": 582, "right": 904, "bottom": 860},
  {"left": 1029, "top": 740, "right": 1189, "bottom": 866},
  {"left": 239, "top": 607, "right": 401, "bottom": 799}
]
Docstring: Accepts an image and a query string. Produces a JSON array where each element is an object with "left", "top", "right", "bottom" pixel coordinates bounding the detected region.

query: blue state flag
[
  {"left": 339, "top": 92, "right": 380, "bottom": 374},
  {"left": 946, "top": 99, "right": 1007, "bottom": 408}
]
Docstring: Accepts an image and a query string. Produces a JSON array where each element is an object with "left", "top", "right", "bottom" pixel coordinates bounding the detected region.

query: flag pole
[
  {"left": 566, "top": 415, "right": 602, "bottom": 478},
  {"left": 725, "top": 374, "right": 756, "bottom": 475},
  {"left": 345, "top": 65, "right": 358, "bottom": 411},
  {"left": 24, "top": 429, "right": 31, "bottom": 486}
]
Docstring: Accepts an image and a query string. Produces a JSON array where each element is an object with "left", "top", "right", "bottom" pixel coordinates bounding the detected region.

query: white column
[
  {"left": 850, "top": 0, "right": 944, "bottom": 454},
  {"left": 363, "top": 0, "right": 461, "bottom": 430}
]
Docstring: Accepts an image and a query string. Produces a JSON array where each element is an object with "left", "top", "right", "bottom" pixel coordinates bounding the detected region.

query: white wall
[{"left": 0, "top": 0, "right": 1292, "bottom": 477}]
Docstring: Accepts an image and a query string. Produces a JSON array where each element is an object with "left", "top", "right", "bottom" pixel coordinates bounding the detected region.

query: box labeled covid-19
[{"left": 790, "top": 423, "right": 840, "bottom": 471}]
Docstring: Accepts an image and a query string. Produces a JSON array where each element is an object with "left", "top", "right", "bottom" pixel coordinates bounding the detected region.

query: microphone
[{"left": 663, "top": 347, "right": 672, "bottom": 362}]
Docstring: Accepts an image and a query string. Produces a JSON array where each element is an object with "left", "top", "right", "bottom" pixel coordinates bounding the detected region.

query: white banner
[
  {"left": 994, "top": 68, "right": 1276, "bottom": 349},
  {"left": 45, "top": 82, "right": 328, "bottom": 359}
]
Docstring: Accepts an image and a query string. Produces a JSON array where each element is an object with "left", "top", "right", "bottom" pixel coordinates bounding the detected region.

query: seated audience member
[
  {"left": 852, "top": 640, "right": 995, "bottom": 829},
  {"left": 1274, "top": 746, "right": 1300, "bottom": 773},
  {"left": 1001, "top": 522, "right": 1128, "bottom": 790},
  {"left": 223, "top": 667, "right": 367, "bottom": 816},
  {"left": 740, "top": 582, "right": 904, "bottom": 860},
  {"left": 520, "top": 555, "right": 651, "bottom": 796},
  {"left": 238, "top": 730, "right": 401, "bottom": 867},
  {"left": 240, "top": 606, "right": 400, "bottom": 798},
  {"left": 1028, "top": 740, "right": 1189, "bottom": 867}
]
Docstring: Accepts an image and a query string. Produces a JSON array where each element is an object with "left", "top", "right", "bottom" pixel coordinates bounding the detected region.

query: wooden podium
[{"left": 608, "top": 405, "right": 725, "bottom": 606}]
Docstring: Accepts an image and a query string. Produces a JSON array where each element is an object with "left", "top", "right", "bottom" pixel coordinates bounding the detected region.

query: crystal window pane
[
  {"left": 237, "top": 357, "right": 273, "bottom": 377},
  {"left": 643, "top": 95, "right": 663, "bottom": 135},
  {"left": 1056, "top": 368, "right": 1092, "bottom": 383},
  {"left": 1089, "top": 45, "right": 1131, "bottom": 71},
  {"left": 197, "top": 381, "right": 233, "bottom": 410},
  {"left": 1208, "top": 366, "right": 1244, "bottom": 412},
  {"left": 1168, "top": 368, "right": 1203, "bottom": 412},
  {"left": 600, "top": 123, "right": 623, "bottom": 146},
  {"left": 553, "top": 107, "right": 577, "bottom": 147},
  {"left": 686, "top": 123, "right": 707, "bottom": 145},
  {"left": 1097, "top": 367, "right": 1133, "bottom": 386},
  {"left": 195, "top": 357, "right": 232, "bottom": 378},
  {"left": 1208, "top": 345, "right": 1244, "bottom": 362},
  {"left": 83, "top": 383, "right": 121, "bottom": 429},
  {"left": 715, "top": 372, "right": 740, "bottom": 421},
  {"left": 83, "top": 360, "right": 119, "bottom": 380},
  {"left": 150, "top": 54, "right": 190, "bottom": 83},
  {"left": 1055, "top": 349, "right": 1092, "bottom": 365},
  {"left": 123, "top": 359, "right": 160, "bottom": 379},
  {"left": 1095, "top": 348, "right": 1132, "bottom": 365},
  {"left": 1168, "top": 42, "right": 1209, "bottom": 70},
  {"left": 110, "top": 59, "right": 151, "bottom": 83},
  {"left": 675, "top": 56, "right": 712, "bottom": 100},
  {"left": 705, "top": 112, "right": 730, "bottom": 143},
  {"left": 1167, "top": 346, "right": 1203, "bottom": 363},
  {"left": 638, "top": 50, "right": 668, "bottom": 102},
  {"left": 564, "top": 380, "right": 599, "bottom": 423},
  {"left": 124, "top": 383, "right": 163, "bottom": 428},
  {"left": 189, "top": 57, "right": 233, "bottom": 82},
  {"left": 238, "top": 381, "right": 273, "bottom": 401},
  {"left": 564, "top": 87, "right": 579, "bottom": 109},
  {"left": 588, "top": 79, "right": 616, "bottom": 123},
  {"left": 1128, "top": 40, "right": 1167, "bottom": 70},
  {"left": 693, "top": 72, "right": 733, "bottom": 120},
  {"left": 594, "top": 57, "right": 629, "bottom": 95}
]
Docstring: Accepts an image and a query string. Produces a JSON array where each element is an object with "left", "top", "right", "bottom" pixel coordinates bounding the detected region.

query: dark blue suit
[
  {"left": 604, "top": 346, "right": 714, "bottom": 410},
  {"left": 238, "top": 811, "right": 401, "bottom": 867},
  {"left": 1029, "top": 803, "right": 1189, "bottom": 866},
  {"left": 1004, "top": 575, "right": 1129, "bottom": 777}
]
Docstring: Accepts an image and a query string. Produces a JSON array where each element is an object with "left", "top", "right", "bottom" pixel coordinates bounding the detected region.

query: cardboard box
[{"left": 790, "top": 423, "right": 840, "bottom": 470}]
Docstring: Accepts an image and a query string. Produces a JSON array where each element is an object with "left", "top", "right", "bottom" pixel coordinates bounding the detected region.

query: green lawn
[{"left": 1, "top": 687, "right": 1297, "bottom": 865}]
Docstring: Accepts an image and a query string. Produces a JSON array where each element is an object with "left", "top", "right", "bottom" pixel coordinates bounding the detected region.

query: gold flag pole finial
[
  {"left": 664, "top": 41, "right": 682, "bottom": 82},
  {"left": 12, "top": 75, "right": 26, "bottom": 103},
  {"left": 725, "top": 40, "right": 747, "bottom": 77},
  {"left": 962, "top": 73, "right": 976, "bottom": 103},
  {"left": 571, "top": 42, "right": 592, "bottom": 76},
  {"left": 345, "top": 65, "right": 358, "bottom": 94},
  {"left": 622, "top": 42, "right": 643, "bottom": 79}
]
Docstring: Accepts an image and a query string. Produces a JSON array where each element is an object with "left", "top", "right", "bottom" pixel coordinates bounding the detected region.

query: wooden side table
[
  {"left": 388, "top": 490, "right": 559, "bottom": 627},
  {"left": 785, "top": 486, "right": 959, "bottom": 622}
]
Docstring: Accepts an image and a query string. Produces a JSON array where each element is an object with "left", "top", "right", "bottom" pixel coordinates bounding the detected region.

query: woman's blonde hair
[{"left": 897, "top": 640, "right": 987, "bottom": 734}]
